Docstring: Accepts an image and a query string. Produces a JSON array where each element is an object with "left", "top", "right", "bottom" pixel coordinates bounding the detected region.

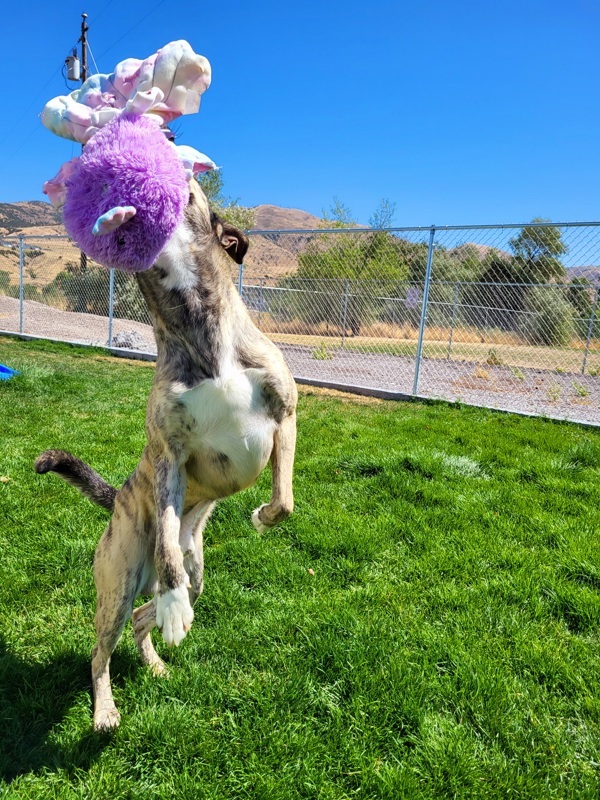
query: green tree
[
  {"left": 320, "top": 197, "right": 356, "bottom": 228},
  {"left": 463, "top": 249, "right": 522, "bottom": 331},
  {"left": 567, "top": 277, "right": 599, "bottom": 338},
  {"left": 460, "top": 221, "right": 568, "bottom": 335},
  {"left": 509, "top": 218, "right": 568, "bottom": 282},
  {"left": 520, "top": 285, "right": 574, "bottom": 346},
  {"left": 49, "top": 260, "right": 107, "bottom": 314},
  {"left": 47, "top": 260, "right": 150, "bottom": 324},
  {"left": 197, "top": 171, "right": 256, "bottom": 230},
  {"left": 0, "top": 270, "right": 11, "bottom": 294},
  {"left": 279, "top": 199, "right": 411, "bottom": 336},
  {"left": 368, "top": 198, "right": 396, "bottom": 230},
  {"left": 567, "top": 277, "right": 593, "bottom": 317}
]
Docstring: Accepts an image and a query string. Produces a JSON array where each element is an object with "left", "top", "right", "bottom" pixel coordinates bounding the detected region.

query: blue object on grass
[{"left": 0, "top": 364, "right": 19, "bottom": 381}]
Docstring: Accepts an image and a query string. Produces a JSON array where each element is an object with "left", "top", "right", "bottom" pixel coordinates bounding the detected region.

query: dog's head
[
  {"left": 186, "top": 177, "right": 249, "bottom": 265},
  {"left": 148, "top": 178, "right": 249, "bottom": 292}
]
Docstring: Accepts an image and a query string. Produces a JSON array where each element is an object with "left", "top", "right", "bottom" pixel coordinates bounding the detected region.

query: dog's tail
[{"left": 35, "top": 449, "right": 117, "bottom": 512}]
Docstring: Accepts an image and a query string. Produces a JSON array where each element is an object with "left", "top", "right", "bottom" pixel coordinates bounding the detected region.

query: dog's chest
[{"left": 177, "top": 368, "right": 276, "bottom": 498}]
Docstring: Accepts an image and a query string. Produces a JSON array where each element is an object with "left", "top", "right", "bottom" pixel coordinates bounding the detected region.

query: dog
[{"left": 35, "top": 179, "right": 297, "bottom": 731}]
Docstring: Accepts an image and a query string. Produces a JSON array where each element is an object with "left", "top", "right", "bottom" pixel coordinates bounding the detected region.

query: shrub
[
  {"left": 312, "top": 346, "right": 333, "bottom": 360},
  {"left": 0, "top": 270, "right": 11, "bottom": 293},
  {"left": 23, "top": 285, "right": 40, "bottom": 301},
  {"left": 520, "top": 286, "right": 574, "bottom": 346}
]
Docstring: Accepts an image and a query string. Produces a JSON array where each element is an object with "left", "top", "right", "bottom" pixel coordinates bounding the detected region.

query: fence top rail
[
  {"left": 245, "top": 278, "right": 600, "bottom": 290},
  {"left": 246, "top": 221, "right": 600, "bottom": 235},
  {"left": 3, "top": 220, "right": 600, "bottom": 241},
  {"left": 0, "top": 234, "right": 73, "bottom": 241}
]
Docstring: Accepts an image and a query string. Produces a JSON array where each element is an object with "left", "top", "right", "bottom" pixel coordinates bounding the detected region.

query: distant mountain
[
  {"left": 0, "top": 201, "right": 62, "bottom": 233},
  {"left": 566, "top": 266, "right": 600, "bottom": 282},
  {"left": 3, "top": 201, "right": 598, "bottom": 284},
  {"left": 252, "top": 205, "right": 321, "bottom": 231},
  {"left": 0, "top": 200, "right": 322, "bottom": 235}
]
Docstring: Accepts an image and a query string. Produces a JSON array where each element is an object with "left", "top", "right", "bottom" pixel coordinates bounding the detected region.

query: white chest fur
[{"left": 178, "top": 368, "right": 277, "bottom": 495}]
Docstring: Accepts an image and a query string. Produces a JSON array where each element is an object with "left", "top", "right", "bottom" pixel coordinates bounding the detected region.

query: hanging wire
[
  {"left": 87, "top": 39, "right": 101, "bottom": 77},
  {"left": 97, "top": 0, "right": 170, "bottom": 60},
  {"left": 89, "top": 0, "right": 117, "bottom": 26},
  {"left": 0, "top": 121, "right": 47, "bottom": 180},
  {"left": 0, "top": 50, "right": 74, "bottom": 171},
  {"left": 61, "top": 62, "right": 80, "bottom": 91}
]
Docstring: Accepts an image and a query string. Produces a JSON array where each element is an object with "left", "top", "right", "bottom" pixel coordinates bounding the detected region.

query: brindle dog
[{"left": 35, "top": 180, "right": 297, "bottom": 731}]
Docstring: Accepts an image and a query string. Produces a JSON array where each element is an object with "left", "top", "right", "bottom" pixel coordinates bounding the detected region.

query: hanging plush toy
[{"left": 41, "top": 40, "right": 216, "bottom": 272}]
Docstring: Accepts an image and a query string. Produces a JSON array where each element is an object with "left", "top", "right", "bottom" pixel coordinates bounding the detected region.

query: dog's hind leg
[
  {"left": 92, "top": 624, "right": 128, "bottom": 730},
  {"left": 253, "top": 411, "right": 297, "bottom": 532},
  {"left": 92, "top": 519, "right": 144, "bottom": 731},
  {"left": 181, "top": 501, "right": 215, "bottom": 603},
  {"left": 92, "top": 589, "right": 135, "bottom": 731},
  {"left": 133, "top": 600, "right": 168, "bottom": 677}
]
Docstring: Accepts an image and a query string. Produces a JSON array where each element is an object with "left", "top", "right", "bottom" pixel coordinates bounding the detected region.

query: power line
[
  {"left": 89, "top": 0, "right": 117, "bottom": 26},
  {"left": 97, "top": 0, "right": 170, "bottom": 60}
]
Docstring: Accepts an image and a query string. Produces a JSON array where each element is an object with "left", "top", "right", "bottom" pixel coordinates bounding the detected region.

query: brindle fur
[{"left": 35, "top": 181, "right": 297, "bottom": 731}]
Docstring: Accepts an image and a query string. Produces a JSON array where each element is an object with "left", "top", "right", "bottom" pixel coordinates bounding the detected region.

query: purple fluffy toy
[{"left": 63, "top": 114, "right": 188, "bottom": 273}]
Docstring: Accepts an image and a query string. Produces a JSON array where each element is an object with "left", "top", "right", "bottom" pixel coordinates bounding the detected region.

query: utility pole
[
  {"left": 79, "top": 13, "right": 88, "bottom": 83},
  {"left": 79, "top": 13, "right": 89, "bottom": 273}
]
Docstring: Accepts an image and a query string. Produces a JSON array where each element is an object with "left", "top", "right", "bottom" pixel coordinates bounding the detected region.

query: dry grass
[{"left": 245, "top": 311, "right": 600, "bottom": 376}]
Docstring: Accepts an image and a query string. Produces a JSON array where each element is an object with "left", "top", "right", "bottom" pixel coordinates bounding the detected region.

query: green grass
[{"left": 1, "top": 337, "right": 600, "bottom": 799}]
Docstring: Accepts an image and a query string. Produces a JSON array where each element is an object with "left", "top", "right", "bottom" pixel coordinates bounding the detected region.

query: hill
[
  {"left": 0, "top": 201, "right": 62, "bottom": 234},
  {"left": 252, "top": 205, "right": 321, "bottom": 231},
  {"left": 2, "top": 201, "right": 599, "bottom": 285},
  {"left": 566, "top": 266, "right": 600, "bottom": 282}
]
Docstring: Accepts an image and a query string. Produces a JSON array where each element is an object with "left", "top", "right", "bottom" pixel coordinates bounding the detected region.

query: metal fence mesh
[{"left": 1, "top": 221, "right": 598, "bottom": 424}]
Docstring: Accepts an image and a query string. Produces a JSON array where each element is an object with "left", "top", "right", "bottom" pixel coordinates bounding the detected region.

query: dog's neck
[{"left": 136, "top": 217, "right": 235, "bottom": 384}]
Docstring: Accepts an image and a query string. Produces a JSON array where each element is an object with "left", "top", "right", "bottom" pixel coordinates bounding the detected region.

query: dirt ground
[{"left": 0, "top": 295, "right": 598, "bottom": 425}]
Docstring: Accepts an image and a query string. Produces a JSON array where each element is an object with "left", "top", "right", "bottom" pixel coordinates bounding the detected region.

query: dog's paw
[
  {"left": 252, "top": 504, "right": 270, "bottom": 533},
  {"left": 149, "top": 658, "right": 170, "bottom": 679},
  {"left": 156, "top": 585, "right": 194, "bottom": 647},
  {"left": 94, "top": 705, "right": 121, "bottom": 732}
]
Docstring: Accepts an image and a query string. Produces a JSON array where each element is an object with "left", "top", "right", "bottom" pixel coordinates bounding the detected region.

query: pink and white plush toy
[{"left": 42, "top": 40, "right": 217, "bottom": 272}]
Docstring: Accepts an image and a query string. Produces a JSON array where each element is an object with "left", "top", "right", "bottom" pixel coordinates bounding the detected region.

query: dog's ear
[{"left": 212, "top": 214, "right": 249, "bottom": 264}]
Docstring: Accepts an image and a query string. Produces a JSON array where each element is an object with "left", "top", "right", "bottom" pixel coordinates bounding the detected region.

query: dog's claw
[{"left": 156, "top": 585, "right": 194, "bottom": 647}]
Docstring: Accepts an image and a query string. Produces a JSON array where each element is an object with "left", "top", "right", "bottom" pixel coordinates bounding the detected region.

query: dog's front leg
[
  {"left": 180, "top": 500, "right": 216, "bottom": 603},
  {"left": 153, "top": 458, "right": 193, "bottom": 647},
  {"left": 132, "top": 500, "right": 215, "bottom": 672},
  {"left": 253, "top": 410, "right": 297, "bottom": 532}
]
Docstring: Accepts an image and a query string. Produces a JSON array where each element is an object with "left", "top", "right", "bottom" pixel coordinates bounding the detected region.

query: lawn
[{"left": 0, "top": 337, "right": 599, "bottom": 799}]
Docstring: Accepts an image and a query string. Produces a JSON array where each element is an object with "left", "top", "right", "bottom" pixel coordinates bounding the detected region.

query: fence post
[
  {"left": 108, "top": 268, "right": 115, "bottom": 347},
  {"left": 582, "top": 284, "right": 599, "bottom": 375},
  {"left": 446, "top": 280, "right": 460, "bottom": 359},
  {"left": 238, "top": 262, "right": 244, "bottom": 300},
  {"left": 341, "top": 279, "right": 350, "bottom": 349},
  {"left": 258, "top": 278, "right": 264, "bottom": 330},
  {"left": 412, "top": 226, "right": 436, "bottom": 395},
  {"left": 18, "top": 234, "right": 24, "bottom": 334}
]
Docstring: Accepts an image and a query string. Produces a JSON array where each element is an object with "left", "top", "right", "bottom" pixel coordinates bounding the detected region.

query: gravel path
[
  {"left": 278, "top": 344, "right": 600, "bottom": 425},
  {"left": 1, "top": 296, "right": 598, "bottom": 425}
]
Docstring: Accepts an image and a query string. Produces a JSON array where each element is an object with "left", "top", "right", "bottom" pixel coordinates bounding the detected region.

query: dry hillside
[
  {"left": 252, "top": 205, "right": 321, "bottom": 231},
  {"left": 0, "top": 200, "right": 323, "bottom": 283},
  {"left": 0, "top": 201, "right": 62, "bottom": 234},
  {"left": 5, "top": 200, "right": 595, "bottom": 285}
]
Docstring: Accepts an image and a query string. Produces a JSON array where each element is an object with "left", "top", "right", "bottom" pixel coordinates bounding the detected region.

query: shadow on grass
[{"left": 0, "top": 636, "right": 131, "bottom": 782}]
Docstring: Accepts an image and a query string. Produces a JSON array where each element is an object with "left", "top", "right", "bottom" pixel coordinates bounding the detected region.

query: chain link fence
[{"left": 1, "top": 222, "right": 598, "bottom": 424}]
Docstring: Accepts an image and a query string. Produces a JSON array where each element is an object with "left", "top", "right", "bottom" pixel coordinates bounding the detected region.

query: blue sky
[{"left": 1, "top": 0, "right": 599, "bottom": 225}]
